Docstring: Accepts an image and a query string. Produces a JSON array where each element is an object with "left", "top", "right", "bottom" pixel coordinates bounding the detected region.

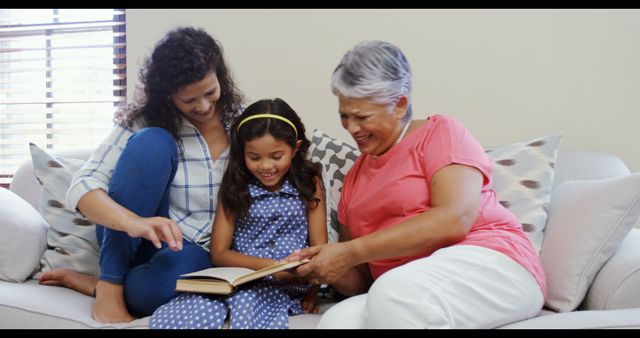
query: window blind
[{"left": 0, "top": 9, "right": 126, "bottom": 186}]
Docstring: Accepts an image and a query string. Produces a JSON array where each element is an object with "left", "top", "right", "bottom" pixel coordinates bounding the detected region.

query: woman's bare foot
[
  {"left": 92, "top": 280, "right": 135, "bottom": 323},
  {"left": 38, "top": 268, "right": 98, "bottom": 297},
  {"left": 40, "top": 270, "right": 134, "bottom": 323}
]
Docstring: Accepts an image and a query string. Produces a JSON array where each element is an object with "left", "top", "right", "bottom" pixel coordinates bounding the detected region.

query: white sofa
[{"left": 1, "top": 147, "right": 640, "bottom": 329}]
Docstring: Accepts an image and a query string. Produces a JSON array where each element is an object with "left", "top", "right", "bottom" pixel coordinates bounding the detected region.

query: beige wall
[{"left": 127, "top": 9, "right": 640, "bottom": 171}]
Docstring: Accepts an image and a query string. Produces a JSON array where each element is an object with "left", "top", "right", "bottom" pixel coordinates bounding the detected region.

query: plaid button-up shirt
[{"left": 67, "top": 117, "right": 231, "bottom": 250}]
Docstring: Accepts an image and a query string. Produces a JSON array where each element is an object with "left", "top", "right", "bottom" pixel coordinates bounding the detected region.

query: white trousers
[{"left": 317, "top": 245, "right": 544, "bottom": 329}]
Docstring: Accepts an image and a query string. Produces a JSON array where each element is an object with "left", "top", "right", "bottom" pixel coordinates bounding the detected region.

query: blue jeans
[{"left": 96, "top": 127, "right": 213, "bottom": 317}]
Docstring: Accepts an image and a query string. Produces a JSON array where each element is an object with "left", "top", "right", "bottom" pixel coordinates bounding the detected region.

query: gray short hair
[{"left": 331, "top": 40, "right": 412, "bottom": 121}]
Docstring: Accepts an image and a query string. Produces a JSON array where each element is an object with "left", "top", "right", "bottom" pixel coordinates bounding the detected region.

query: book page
[
  {"left": 179, "top": 258, "right": 310, "bottom": 286},
  {"left": 180, "top": 267, "right": 255, "bottom": 284},
  {"left": 233, "top": 259, "right": 310, "bottom": 286}
]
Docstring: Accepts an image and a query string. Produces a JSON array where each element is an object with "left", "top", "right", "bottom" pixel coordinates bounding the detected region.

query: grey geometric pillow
[
  {"left": 486, "top": 133, "right": 563, "bottom": 254},
  {"left": 309, "top": 130, "right": 360, "bottom": 243},
  {"left": 29, "top": 143, "right": 99, "bottom": 277}
]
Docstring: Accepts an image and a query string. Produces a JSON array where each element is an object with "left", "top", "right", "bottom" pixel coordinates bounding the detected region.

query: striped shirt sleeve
[{"left": 66, "top": 124, "right": 137, "bottom": 211}]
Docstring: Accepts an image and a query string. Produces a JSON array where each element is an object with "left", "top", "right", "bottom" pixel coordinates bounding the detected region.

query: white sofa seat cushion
[
  {"left": 499, "top": 307, "right": 640, "bottom": 329},
  {"left": 0, "top": 279, "right": 149, "bottom": 328},
  {"left": 0, "top": 279, "right": 329, "bottom": 329}
]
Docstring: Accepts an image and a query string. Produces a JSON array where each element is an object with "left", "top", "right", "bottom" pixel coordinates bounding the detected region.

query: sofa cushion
[
  {"left": 0, "top": 279, "right": 329, "bottom": 328},
  {"left": 309, "top": 130, "right": 360, "bottom": 243},
  {"left": 0, "top": 279, "right": 148, "bottom": 328},
  {"left": 582, "top": 228, "right": 640, "bottom": 311},
  {"left": 0, "top": 188, "right": 50, "bottom": 282},
  {"left": 499, "top": 307, "right": 640, "bottom": 329},
  {"left": 540, "top": 173, "right": 640, "bottom": 312},
  {"left": 309, "top": 129, "right": 561, "bottom": 254},
  {"left": 486, "top": 134, "right": 562, "bottom": 254},
  {"left": 29, "top": 143, "right": 100, "bottom": 277}
]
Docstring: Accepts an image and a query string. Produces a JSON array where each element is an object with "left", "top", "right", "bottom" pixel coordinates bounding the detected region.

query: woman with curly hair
[{"left": 37, "top": 26, "right": 245, "bottom": 323}]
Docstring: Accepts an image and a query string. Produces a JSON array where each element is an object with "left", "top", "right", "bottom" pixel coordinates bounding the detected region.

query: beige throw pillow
[
  {"left": 29, "top": 143, "right": 100, "bottom": 276},
  {"left": 486, "top": 134, "right": 562, "bottom": 254},
  {"left": 541, "top": 173, "right": 640, "bottom": 312}
]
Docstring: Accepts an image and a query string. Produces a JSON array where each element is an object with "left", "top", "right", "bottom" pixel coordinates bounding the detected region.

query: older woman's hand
[{"left": 292, "top": 242, "right": 356, "bottom": 285}]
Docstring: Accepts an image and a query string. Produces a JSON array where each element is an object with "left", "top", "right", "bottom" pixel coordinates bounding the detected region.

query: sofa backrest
[
  {"left": 554, "top": 148, "right": 630, "bottom": 188},
  {"left": 10, "top": 147, "right": 631, "bottom": 211},
  {"left": 9, "top": 148, "right": 93, "bottom": 210}
]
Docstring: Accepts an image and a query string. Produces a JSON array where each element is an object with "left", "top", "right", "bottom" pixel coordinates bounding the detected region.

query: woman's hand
[
  {"left": 77, "top": 189, "right": 183, "bottom": 251},
  {"left": 293, "top": 242, "right": 356, "bottom": 285},
  {"left": 124, "top": 215, "right": 183, "bottom": 251}
]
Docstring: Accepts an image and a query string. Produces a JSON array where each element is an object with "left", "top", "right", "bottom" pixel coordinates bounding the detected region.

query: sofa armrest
[
  {"left": 581, "top": 228, "right": 640, "bottom": 310},
  {"left": 553, "top": 149, "right": 630, "bottom": 188},
  {"left": 9, "top": 155, "right": 42, "bottom": 210}
]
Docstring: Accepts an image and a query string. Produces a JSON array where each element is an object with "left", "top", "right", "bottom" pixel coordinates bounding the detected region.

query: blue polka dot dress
[{"left": 150, "top": 179, "right": 312, "bottom": 329}]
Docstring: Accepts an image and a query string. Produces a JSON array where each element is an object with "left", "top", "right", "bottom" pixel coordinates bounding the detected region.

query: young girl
[{"left": 149, "top": 98, "right": 327, "bottom": 329}]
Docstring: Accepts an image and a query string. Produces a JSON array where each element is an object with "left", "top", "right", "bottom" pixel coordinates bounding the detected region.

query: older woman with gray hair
[{"left": 291, "top": 41, "right": 546, "bottom": 328}]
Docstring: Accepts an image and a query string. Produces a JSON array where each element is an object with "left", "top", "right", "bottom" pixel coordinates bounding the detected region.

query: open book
[{"left": 175, "top": 258, "right": 310, "bottom": 295}]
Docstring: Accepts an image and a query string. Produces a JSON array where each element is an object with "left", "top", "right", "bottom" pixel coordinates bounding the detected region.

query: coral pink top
[{"left": 338, "top": 114, "right": 546, "bottom": 299}]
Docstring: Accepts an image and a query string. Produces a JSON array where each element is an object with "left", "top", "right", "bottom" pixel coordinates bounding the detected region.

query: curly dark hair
[
  {"left": 115, "top": 26, "right": 244, "bottom": 140},
  {"left": 219, "top": 98, "right": 322, "bottom": 219}
]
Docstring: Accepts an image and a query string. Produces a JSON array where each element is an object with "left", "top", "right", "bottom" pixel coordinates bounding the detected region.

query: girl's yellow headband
[{"left": 236, "top": 114, "right": 298, "bottom": 139}]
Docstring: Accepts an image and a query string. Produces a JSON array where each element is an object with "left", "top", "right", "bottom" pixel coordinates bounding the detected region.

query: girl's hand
[
  {"left": 283, "top": 249, "right": 311, "bottom": 262},
  {"left": 272, "top": 270, "right": 304, "bottom": 284},
  {"left": 124, "top": 216, "right": 183, "bottom": 251},
  {"left": 302, "top": 287, "right": 320, "bottom": 314}
]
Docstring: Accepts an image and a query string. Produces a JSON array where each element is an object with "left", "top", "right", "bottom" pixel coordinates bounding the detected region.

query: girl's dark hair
[
  {"left": 220, "top": 98, "right": 322, "bottom": 219},
  {"left": 115, "top": 26, "right": 244, "bottom": 140}
]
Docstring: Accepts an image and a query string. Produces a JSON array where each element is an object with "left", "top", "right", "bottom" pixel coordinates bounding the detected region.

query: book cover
[{"left": 176, "top": 258, "right": 310, "bottom": 295}]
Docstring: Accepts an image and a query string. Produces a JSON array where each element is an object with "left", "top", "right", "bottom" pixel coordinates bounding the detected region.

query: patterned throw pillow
[
  {"left": 309, "top": 129, "right": 562, "bottom": 253},
  {"left": 309, "top": 130, "right": 360, "bottom": 243},
  {"left": 29, "top": 143, "right": 100, "bottom": 277},
  {"left": 486, "top": 134, "right": 562, "bottom": 254}
]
